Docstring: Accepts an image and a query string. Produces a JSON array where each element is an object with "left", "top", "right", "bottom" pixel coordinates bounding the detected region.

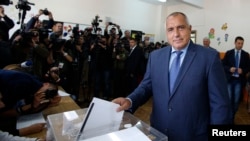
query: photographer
[
  {"left": 25, "top": 8, "right": 54, "bottom": 32},
  {"left": 0, "top": 69, "right": 61, "bottom": 136},
  {"left": 49, "top": 21, "right": 63, "bottom": 41},
  {"left": 10, "top": 29, "right": 54, "bottom": 81},
  {"left": 104, "top": 22, "right": 123, "bottom": 47},
  {"left": 111, "top": 38, "right": 129, "bottom": 97},
  {"left": 0, "top": 5, "right": 14, "bottom": 42},
  {"left": 89, "top": 35, "right": 113, "bottom": 100}
]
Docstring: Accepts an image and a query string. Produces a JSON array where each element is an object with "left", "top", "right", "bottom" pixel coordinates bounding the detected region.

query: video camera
[
  {"left": 91, "top": 15, "right": 102, "bottom": 33},
  {"left": 0, "top": 0, "right": 13, "bottom": 5},
  {"left": 108, "top": 22, "right": 116, "bottom": 26},
  {"left": 15, "top": 0, "right": 34, "bottom": 11}
]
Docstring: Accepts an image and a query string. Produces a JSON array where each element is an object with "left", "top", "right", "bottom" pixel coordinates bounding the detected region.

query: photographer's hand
[
  {"left": 0, "top": 6, "right": 5, "bottom": 17},
  {"left": 48, "top": 11, "right": 53, "bottom": 20},
  {"left": 34, "top": 10, "right": 43, "bottom": 19},
  {"left": 90, "top": 43, "right": 95, "bottom": 50},
  {"left": 116, "top": 24, "right": 120, "bottom": 29},
  {"left": 98, "top": 42, "right": 106, "bottom": 49},
  {"left": 33, "top": 92, "right": 47, "bottom": 108},
  {"left": 48, "top": 95, "right": 61, "bottom": 107}
]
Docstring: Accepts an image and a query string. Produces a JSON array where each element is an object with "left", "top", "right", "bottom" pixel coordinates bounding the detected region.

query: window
[{"left": 191, "top": 30, "right": 197, "bottom": 43}]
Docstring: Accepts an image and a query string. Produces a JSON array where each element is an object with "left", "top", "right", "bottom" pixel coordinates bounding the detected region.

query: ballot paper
[
  {"left": 81, "top": 126, "right": 151, "bottom": 141},
  {"left": 16, "top": 112, "right": 46, "bottom": 129},
  {"left": 75, "top": 97, "right": 124, "bottom": 140}
]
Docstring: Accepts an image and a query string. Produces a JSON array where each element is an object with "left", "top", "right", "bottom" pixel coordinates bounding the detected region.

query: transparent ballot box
[{"left": 46, "top": 109, "right": 168, "bottom": 141}]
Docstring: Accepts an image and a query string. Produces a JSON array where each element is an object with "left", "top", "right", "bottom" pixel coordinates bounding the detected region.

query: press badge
[{"left": 58, "top": 62, "right": 64, "bottom": 69}]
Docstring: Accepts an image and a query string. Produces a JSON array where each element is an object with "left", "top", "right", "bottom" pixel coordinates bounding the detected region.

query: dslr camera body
[
  {"left": 45, "top": 89, "right": 58, "bottom": 99},
  {"left": 41, "top": 8, "right": 49, "bottom": 15}
]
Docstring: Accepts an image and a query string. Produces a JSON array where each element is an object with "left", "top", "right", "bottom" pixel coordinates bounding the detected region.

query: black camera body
[
  {"left": 15, "top": 0, "right": 30, "bottom": 11},
  {"left": 0, "top": 0, "right": 13, "bottom": 5},
  {"left": 42, "top": 8, "right": 49, "bottom": 15},
  {"left": 92, "top": 15, "right": 102, "bottom": 27},
  {"left": 108, "top": 22, "right": 116, "bottom": 26},
  {"left": 91, "top": 15, "right": 102, "bottom": 34},
  {"left": 45, "top": 89, "right": 58, "bottom": 99}
]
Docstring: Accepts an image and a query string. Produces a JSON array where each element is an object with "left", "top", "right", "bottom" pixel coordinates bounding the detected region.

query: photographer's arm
[
  {"left": 0, "top": 12, "right": 14, "bottom": 30},
  {"left": 116, "top": 25, "right": 123, "bottom": 39},
  {"left": 19, "top": 123, "right": 46, "bottom": 136},
  {"left": 47, "top": 49, "right": 54, "bottom": 65},
  {"left": 61, "top": 49, "right": 73, "bottom": 62},
  {"left": 104, "top": 23, "right": 109, "bottom": 38},
  {"left": 47, "top": 11, "right": 54, "bottom": 29},
  {"left": 25, "top": 10, "right": 43, "bottom": 32}
]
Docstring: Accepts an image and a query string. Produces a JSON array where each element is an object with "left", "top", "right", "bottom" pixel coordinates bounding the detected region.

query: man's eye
[
  {"left": 178, "top": 26, "right": 186, "bottom": 30},
  {"left": 167, "top": 28, "right": 173, "bottom": 32}
]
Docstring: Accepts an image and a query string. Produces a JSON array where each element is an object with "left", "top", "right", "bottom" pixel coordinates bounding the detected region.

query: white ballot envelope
[{"left": 75, "top": 97, "right": 124, "bottom": 141}]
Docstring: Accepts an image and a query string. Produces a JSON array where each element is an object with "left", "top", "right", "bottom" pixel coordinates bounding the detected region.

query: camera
[
  {"left": 41, "top": 8, "right": 49, "bottom": 15},
  {"left": 91, "top": 15, "right": 102, "bottom": 34},
  {"left": 92, "top": 15, "right": 102, "bottom": 27},
  {"left": 15, "top": 0, "right": 34, "bottom": 11},
  {"left": 45, "top": 89, "right": 58, "bottom": 99},
  {"left": 0, "top": 0, "right": 13, "bottom": 5},
  {"left": 108, "top": 22, "right": 116, "bottom": 26}
]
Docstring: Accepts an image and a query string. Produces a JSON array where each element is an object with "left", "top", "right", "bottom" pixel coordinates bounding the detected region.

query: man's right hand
[{"left": 112, "top": 97, "right": 131, "bottom": 112}]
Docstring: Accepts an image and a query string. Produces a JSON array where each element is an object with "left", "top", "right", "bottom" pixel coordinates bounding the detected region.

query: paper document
[
  {"left": 16, "top": 112, "right": 46, "bottom": 129},
  {"left": 81, "top": 126, "right": 151, "bottom": 141},
  {"left": 77, "top": 97, "right": 124, "bottom": 140},
  {"left": 58, "top": 90, "right": 70, "bottom": 96}
]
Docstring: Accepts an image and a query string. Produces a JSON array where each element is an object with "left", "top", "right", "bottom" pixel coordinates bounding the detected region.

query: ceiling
[{"left": 139, "top": 0, "right": 181, "bottom": 6}]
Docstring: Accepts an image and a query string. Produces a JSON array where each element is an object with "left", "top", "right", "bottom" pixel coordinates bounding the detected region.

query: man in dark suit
[
  {"left": 112, "top": 12, "right": 231, "bottom": 141},
  {"left": 222, "top": 36, "right": 250, "bottom": 122},
  {"left": 125, "top": 38, "right": 145, "bottom": 95}
]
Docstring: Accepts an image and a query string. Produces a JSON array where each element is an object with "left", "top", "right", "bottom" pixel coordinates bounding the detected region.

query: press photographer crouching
[{"left": 0, "top": 69, "right": 61, "bottom": 136}]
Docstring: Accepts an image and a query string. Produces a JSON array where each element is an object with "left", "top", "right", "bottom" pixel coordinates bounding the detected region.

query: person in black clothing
[
  {"left": 0, "top": 5, "right": 14, "bottom": 42},
  {"left": 0, "top": 30, "right": 13, "bottom": 68},
  {"left": 125, "top": 38, "right": 145, "bottom": 94},
  {"left": 0, "top": 69, "right": 61, "bottom": 136},
  {"left": 89, "top": 36, "right": 113, "bottom": 100}
]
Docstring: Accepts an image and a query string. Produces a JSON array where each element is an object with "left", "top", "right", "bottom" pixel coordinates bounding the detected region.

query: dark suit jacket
[
  {"left": 222, "top": 49, "right": 250, "bottom": 86},
  {"left": 125, "top": 46, "right": 145, "bottom": 77},
  {"left": 127, "top": 41, "right": 231, "bottom": 141}
]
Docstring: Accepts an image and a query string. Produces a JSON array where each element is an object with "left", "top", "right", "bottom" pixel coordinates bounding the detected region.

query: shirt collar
[{"left": 171, "top": 41, "right": 190, "bottom": 55}]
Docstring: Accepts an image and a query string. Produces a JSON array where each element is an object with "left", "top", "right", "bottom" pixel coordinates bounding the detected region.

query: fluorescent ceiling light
[{"left": 158, "top": 0, "right": 166, "bottom": 2}]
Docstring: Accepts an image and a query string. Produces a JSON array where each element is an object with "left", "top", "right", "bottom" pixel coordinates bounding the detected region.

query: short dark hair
[{"left": 235, "top": 36, "right": 244, "bottom": 42}]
